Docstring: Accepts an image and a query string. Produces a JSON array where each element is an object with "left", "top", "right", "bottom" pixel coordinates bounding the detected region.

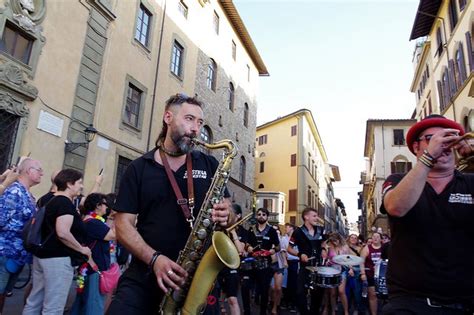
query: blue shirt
[{"left": 0, "top": 181, "right": 36, "bottom": 264}]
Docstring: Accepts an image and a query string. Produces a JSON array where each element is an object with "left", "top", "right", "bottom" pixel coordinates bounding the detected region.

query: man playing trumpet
[{"left": 381, "top": 115, "right": 474, "bottom": 314}]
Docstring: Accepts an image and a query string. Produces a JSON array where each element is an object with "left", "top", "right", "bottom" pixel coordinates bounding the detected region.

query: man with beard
[
  {"left": 380, "top": 115, "right": 474, "bottom": 314},
  {"left": 245, "top": 208, "right": 280, "bottom": 315},
  {"left": 287, "top": 207, "right": 325, "bottom": 315},
  {"left": 107, "top": 94, "right": 232, "bottom": 314}
]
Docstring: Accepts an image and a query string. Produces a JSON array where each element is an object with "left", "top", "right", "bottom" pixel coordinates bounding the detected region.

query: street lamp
[{"left": 65, "top": 124, "right": 98, "bottom": 153}]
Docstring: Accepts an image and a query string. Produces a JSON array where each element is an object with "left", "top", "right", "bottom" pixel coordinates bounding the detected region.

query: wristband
[
  {"left": 419, "top": 155, "right": 434, "bottom": 168},
  {"left": 149, "top": 251, "right": 161, "bottom": 270},
  {"left": 423, "top": 149, "right": 436, "bottom": 162}
]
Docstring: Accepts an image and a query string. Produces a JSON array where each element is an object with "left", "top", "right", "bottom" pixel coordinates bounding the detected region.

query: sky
[{"left": 234, "top": 0, "right": 420, "bottom": 223}]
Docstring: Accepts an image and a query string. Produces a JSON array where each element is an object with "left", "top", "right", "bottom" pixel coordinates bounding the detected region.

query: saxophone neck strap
[{"left": 160, "top": 150, "right": 195, "bottom": 226}]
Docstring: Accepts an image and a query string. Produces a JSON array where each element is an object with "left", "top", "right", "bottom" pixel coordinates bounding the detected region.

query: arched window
[
  {"left": 228, "top": 82, "right": 235, "bottom": 111},
  {"left": 390, "top": 155, "right": 412, "bottom": 174},
  {"left": 207, "top": 59, "right": 217, "bottom": 91},
  {"left": 258, "top": 184, "right": 264, "bottom": 189},
  {"left": 259, "top": 152, "right": 266, "bottom": 158},
  {"left": 200, "top": 125, "right": 212, "bottom": 144},
  {"left": 243, "top": 103, "right": 249, "bottom": 127},
  {"left": 239, "top": 156, "right": 246, "bottom": 184}
]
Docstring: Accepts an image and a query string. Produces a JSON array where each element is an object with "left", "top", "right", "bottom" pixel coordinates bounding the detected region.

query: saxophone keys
[
  {"left": 197, "top": 228, "right": 207, "bottom": 240},
  {"left": 193, "top": 239, "right": 202, "bottom": 249},
  {"left": 189, "top": 251, "right": 199, "bottom": 261},
  {"left": 202, "top": 218, "right": 211, "bottom": 227}
]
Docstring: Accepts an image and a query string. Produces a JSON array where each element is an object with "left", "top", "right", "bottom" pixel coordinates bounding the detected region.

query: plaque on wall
[{"left": 37, "top": 110, "right": 63, "bottom": 137}]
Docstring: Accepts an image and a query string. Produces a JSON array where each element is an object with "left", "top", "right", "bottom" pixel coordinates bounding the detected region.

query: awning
[{"left": 409, "top": 0, "right": 442, "bottom": 41}]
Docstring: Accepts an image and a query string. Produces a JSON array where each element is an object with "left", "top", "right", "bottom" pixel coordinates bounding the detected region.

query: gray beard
[{"left": 171, "top": 133, "right": 195, "bottom": 154}]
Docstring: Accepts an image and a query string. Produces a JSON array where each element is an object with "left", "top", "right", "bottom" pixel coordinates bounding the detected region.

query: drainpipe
[{"left": 147, "top": 0, "right": 167, "bottom": 151}]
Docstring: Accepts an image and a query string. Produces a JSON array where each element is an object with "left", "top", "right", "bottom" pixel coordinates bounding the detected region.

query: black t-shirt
[
  {"left": 289, "top": 225, "right": 325, "bottom": 267},
  {"left": 37, "top": 191, "right": 55, "bottom": 208},
  {"left": 114, "top": 149, "right": 229, "bottom": 267},
  {"left": 84, "top": 219, "right": 111, "bottom": 271},
  {"left": 380, "top": 171, "right": 474, "bottom": 303},
  {"left": 36, "top": 195, "right": 87, "bottom": 262},
  {"left": 247, "top": 224, "right": 279, "bottom": 251}
]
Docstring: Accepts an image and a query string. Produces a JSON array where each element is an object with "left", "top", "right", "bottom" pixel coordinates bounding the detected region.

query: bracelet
[
  {"left": 423, "top": 149, "right": 436, "bottom": 162},
  {"left": 419, "top": 155, "right": 434, "bottom": 168},
  {"left": 148, "top": 251, "right": 161, "bottom": 270}
]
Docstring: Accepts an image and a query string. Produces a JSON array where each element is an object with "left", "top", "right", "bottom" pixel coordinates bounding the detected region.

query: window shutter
[
  {"left": 437, "top": 80, "right": 444, "bottom": 110},
  {"left": 466, "top": 32, "right": 474, "bottom": 72},
  {"left": 391, "top": 162, "right": 395, "bottom": 174},
  {"left": 448, "top": 59, "right": 456, "bottom": 96},
  {"left": 459, "top": 43, "right": 467, "bottom": 82}
]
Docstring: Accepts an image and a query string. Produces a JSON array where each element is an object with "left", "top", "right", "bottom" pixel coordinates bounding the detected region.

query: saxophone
[{"left": 160, "top": 139, "right": 241, "bottom": 315}]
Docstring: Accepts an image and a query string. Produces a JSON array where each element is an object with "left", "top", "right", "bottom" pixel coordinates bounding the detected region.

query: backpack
[{"left": 22, "top": 204, "right": 53, "bottom": 255}]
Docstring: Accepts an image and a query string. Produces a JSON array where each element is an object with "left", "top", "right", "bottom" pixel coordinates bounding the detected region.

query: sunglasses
[
  {"left": 417, "top": 134, "right": 433, "bottom": 143},
  {"left": 257, "top": 213, "right": 267, "bottom": 217}
]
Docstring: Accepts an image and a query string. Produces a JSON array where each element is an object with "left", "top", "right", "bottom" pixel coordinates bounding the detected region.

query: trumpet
[{"left": 449, "top": 132, "right": 474, "bottom": 171}]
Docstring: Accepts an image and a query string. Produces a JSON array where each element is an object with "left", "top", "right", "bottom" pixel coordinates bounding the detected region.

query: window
[
  {"left": 247, "top": 64, "right": 250, "bottom": 81},
  {"left": 239, "top": 156, "right": 246, "bottom": 183},
  {"left": 258, "top": 184, "right": 264, "bottom": 189},
  {"left": 170, "top": 41, "right": 184, "bottom": 78},
  {"left": 228, "top": 83, "right": 234, "bottom": 111},
  {"left": 290, "top": 154, "right": 296, "bottom": 167},
  {"left": 448, "top": 0, "right": 458, "bottom": 33},
  {"left": 200, "top": 125, "right": 211, "bottom": 144},
  {"left": 178, "top": 1, "right": 188, "bottom": 19},
  {"left": 390, "top": 161, "right": 412, "bottom": 174},
  {"left": 243, "top": 103, "right": 249, "bottom": 127},
  {"left": 428, "top": 97, "right": 432, "bottom": 114},
  {"left": 135, "top": 4, "right": 152, "bottom": 47},
  {"left": 289, "top": 189, "right": 297, "bottom": 212},
  {"left": 307, "top": 188, "right": 312, "bottom": 207},
  {"left": 455, "top": 44, "right": 467, "bottom": 87},
  {"left": 124, "top": 83, "right": 143, "bottom": 128},
  {"left": 232, "top": 40, "right": 236, "bottom": 61},
  {"left": 259, "top": 161, "right": 264, "bottom": 173},
  {"left": 0, "top": 110, "right": 20, "bottom": 172},
  {"left": 207, "top": 59, "right": 217, "bottom": 91},
  {"left": 115, "top": 156, "right": 132, "bottom": 193},
  {"left": 458, "top": 0, "right": 466, "bottom": 10},
  {"left": 291, "top": 125, "right": 297, "bottom": 136},
  {"left": 213, "top": 11, "right": 219, "bottom": 35},
  {"left": 393, "top": 129, "right": 405, "bottom": 145},
  {"left": 258, "top": 134, "right": 267, "bottom": 145},
  {"left": 0, "top": 21, "right": 33, "bottom": 65},
  {"left": 436, "top": 27, "right": 443, "bottom": 57},
  {"left": 263, "top": 199, "right": 273, "bottom": 211}
]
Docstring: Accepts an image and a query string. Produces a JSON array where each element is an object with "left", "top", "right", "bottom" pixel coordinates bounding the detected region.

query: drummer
[
  {"left": 325, "top": 232, "right": 351, "bottom": 315},
  {"left": 246, "top": 208, "right": 280, "bottom": 315},
  {"left": 287, "top": 207, "right": 326, "bottom": 315}
]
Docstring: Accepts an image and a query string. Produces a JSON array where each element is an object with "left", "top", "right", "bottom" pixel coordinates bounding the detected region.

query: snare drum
[
  {"left": 375, "top": 259, "right": 388, "bottom": 296},
  {"left": 240, "top": 257, "right": 255, "bottom": 271},
  {"left": 315, "top": 266, "right": 342, "bottom": 288}
]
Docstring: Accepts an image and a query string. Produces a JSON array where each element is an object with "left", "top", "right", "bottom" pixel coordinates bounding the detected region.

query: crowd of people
[{"left": 0, "top": 94, "right": 473, "bottom": 315}]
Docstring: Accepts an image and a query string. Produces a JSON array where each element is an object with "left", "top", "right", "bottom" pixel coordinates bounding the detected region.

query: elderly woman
[
  {"left": 23, "top": 169, "right": 91, "bottom": 315},
  {"left": 71, "top": 193, "right": 116, "bottom": 315}
]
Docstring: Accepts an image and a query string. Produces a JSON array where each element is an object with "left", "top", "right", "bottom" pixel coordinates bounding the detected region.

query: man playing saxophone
[{"left": 107, "top": 94, "right": 233, "bottom": 314}]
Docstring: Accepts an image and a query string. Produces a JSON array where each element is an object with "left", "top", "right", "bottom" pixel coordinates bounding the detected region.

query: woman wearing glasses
[{"left": 71, "top": 193, "right": 116, "bottom": 315}]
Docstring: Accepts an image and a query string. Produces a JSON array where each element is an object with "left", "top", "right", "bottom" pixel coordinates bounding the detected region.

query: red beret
[{"left": 406, "top": 115, "right": 465, "bottom": 154}]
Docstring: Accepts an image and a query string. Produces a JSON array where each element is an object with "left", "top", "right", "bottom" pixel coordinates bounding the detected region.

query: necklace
[
  {"left": 89, "top": 212, "right": 105, "bottom": 223},
  {"left": 157, "top": 141, "right": 185, "bottom": 157},
  {"left": 428, "top": 173, "right": 453, "bottom": 179}
]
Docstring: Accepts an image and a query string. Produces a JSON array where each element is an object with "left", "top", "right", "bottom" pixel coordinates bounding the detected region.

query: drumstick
[{"left": 307, "top": 256, "right": 316, "bottom": 261}]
